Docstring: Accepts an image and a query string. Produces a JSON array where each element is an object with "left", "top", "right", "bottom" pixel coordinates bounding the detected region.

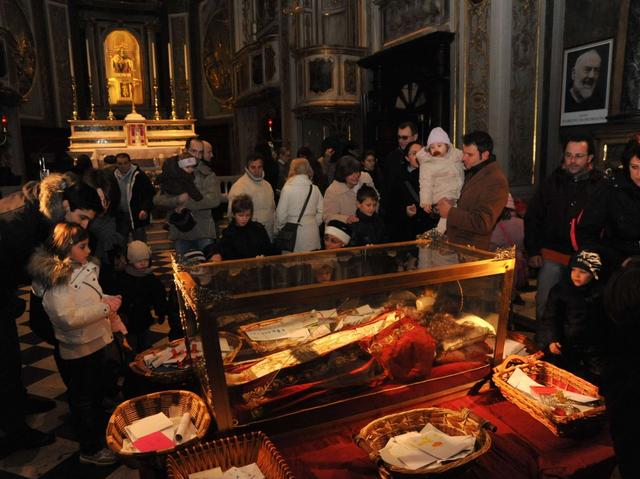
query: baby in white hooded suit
[{"left": 416, "top": 127, "right": 464, "bottom": 234}]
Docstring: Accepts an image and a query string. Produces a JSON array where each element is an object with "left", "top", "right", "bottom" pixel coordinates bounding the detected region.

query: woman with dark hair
[
  {"left": 577, "top": 137, "right": 640, "bottom": 273},
  {"left": 322, "top": 156, "right": 376, "bottom": 225},
  {"left": 360, "top": 149, "right": 384, "bottom": 192},
  {"left": 603, "top": 257, "right": 640, "bottom": 478}
]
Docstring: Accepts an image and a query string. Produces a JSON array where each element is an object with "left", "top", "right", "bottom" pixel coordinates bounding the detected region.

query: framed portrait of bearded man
[{"left": 561, "top": 38, "right": 613, "bottom": 126}]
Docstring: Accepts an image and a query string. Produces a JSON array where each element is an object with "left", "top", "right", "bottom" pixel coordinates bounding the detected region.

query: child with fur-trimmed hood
[
  {"left": 28, "top": 222, "right": 124, "bottom": 464},
  {"left": 416, "top": 127, "right": 464, "bottom": 234}
]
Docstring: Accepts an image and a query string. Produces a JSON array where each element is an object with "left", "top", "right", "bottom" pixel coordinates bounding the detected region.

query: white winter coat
[
  {"left": 417, "top": 147, "right": 465, "bottom": 207},
  {"left": 275, "top": 175, "right": 323, "bottom": 252},
  {"left": 227, "top": 173, "right": 276, "bottom": 239},
  {"left": 29, "top": 250, "right": 113, "bottom": 360}
]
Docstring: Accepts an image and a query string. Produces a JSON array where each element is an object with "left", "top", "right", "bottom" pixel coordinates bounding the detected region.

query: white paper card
[
  {"left": 413, "top": 424, "right": 475, "bottom": 460},
  {"left": 189, "top": 467, "right": 223, "bottom": 479},
  {"left": 125, "top": 412, "right": 174, "bottom": 442}
]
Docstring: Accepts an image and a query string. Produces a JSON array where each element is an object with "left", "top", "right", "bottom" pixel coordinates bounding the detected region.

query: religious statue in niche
[{"left": 104, "top": 29, "right": 143, "bottom": 105}]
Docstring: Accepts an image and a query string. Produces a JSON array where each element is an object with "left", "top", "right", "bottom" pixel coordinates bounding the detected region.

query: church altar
[{"left": 68, "top": 118, "right": 196, "bottom": 166}]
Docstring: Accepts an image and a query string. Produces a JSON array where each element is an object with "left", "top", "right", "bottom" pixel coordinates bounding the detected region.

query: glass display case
[{"left": 172, "top": 238, "right": 515, "bottom": 432}]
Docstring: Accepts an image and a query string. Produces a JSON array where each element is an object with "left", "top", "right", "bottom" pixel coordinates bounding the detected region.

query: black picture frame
[{"left": 561, "top": 38, "right": 613, "bottom": 126}]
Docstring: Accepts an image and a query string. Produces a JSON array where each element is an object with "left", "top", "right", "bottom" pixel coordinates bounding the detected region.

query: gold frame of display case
[{"left": 172, "top": 238, "right": 515, "bottom": 433}]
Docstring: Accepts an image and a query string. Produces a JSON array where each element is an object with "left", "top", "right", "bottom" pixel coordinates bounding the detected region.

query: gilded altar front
[{"left": 68, "top": 119, "right": 196, "bottom": 165}]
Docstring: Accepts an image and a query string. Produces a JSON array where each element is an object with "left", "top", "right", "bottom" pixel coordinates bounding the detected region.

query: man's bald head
[
  {"left": 202, "top": 140, "right": 213, "bottom": 163},
  {"left": 570, "top": 49, "right": 601, "bottom": 103}
]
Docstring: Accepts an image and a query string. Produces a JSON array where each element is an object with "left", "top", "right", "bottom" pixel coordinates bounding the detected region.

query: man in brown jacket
[{"left": 437, "top": 130, "right": 508, "bottom": 250}]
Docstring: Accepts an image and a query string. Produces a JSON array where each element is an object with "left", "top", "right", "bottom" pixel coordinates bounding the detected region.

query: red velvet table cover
[{"left": 272, "top": 389, "right": 615, "bottom": 478}]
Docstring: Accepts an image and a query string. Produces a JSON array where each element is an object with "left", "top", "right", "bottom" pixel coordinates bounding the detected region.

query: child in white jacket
[
  {"left": 28, "top": 222, "right": 125, "bottom": 466},
  {"left": 416, "top": 127, "right": 464, "bottom": 234}
]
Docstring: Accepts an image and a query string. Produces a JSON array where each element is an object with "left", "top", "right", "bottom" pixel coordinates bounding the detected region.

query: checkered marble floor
[{"left": 0, "top": 250, "right": 176, "bottom": 479}]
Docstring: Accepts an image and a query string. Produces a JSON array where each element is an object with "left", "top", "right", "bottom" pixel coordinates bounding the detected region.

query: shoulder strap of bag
[{"left": 296, "top": 185, "right": 313, "bottom": 223}]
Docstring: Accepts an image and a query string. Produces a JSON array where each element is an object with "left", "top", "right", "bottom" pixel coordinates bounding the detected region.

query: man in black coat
[
  {"left": 524, "top": 133, "right": 604, "bottom": 322},
  {"left": 379, "top": 121, "right": 419, "bottom": 241}
]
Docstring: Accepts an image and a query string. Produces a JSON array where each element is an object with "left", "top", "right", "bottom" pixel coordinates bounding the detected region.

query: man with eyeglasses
[
  {"left": 524, "top": 133, "right": 604, "bottom": 324},
  {"left": 380, "top": 121, "right": 419, "bottom": 241}
]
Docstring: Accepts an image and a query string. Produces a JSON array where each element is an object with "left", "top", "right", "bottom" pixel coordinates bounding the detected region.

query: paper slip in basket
[
  {"left": 189, "top": 467, "right": 223, "bottom": 479},
  {"left": 133, "top": 431, "right": 175, "bottom": 452},
  {"left": 412, "top": 423, "right": 475, "bottom": 460},
  {"left": 380, "top": 432, "right": 438, "bottom": 470},
  {"left": 220, "top": 464, "right": 265, "bottom": 479},
  {"left": 125, "top": 412, "right": 174, "bottom": 442}
]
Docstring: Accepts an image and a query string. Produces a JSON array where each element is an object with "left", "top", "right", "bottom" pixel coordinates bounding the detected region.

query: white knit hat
[
  {"left": 127, "top": 240, "right": 152, "bottom": 263},
  {"left": 178, "top": 156, "right": 197, "bottom": 169},
  {"left": 426, "top": 127, "right": 451, "bottom": 146},
  {"left": 506, "top": 193, "right": 515, "bottom": 210}
]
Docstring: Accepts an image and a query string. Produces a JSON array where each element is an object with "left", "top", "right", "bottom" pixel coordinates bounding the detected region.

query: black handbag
[{"left": 275, "top": 185, "right": 313, "bottom": 251}]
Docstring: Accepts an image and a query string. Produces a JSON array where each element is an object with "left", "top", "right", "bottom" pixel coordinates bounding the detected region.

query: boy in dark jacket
[
  {"left": 349, "top": 185, "right": 387, "bottom": 246},
  {"left": 117, "top": 241, "right": 168, "bottom": 353},
  {"left": 211, "top": 194, "right": 277, "bottom": 261},
  {"left": 537, "top": 250, "right": 605, "bottom": 384}
]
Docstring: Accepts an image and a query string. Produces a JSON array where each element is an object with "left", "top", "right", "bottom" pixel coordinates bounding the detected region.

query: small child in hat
[
  {"left": 537, "top": 250, "right": 606, "bottom": 384},
  {"left": 116, "top": 240, "right": 169, "bottom": 353},
  {"left": 416, "top": 127, "right": 464, "bottom": 234},
  {"left": 157, "top": 152, "right": 203, "bottom": 201},
  {"left": 323, "top": 220, "right": 351, "bottom": 249}
]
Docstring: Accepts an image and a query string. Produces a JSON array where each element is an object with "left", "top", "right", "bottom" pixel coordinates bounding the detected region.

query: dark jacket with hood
[
  {"left": 525, "top": 166, "right": 604, "bottom": 257},
  {"left": 217, "top": 220, "right": 278, "bottom": 260},
  {"left": 348, "top": 209, "right": 388, "bottom": 246},
  {"left": 157, "top": 155, "right": 203, "bottom": 201},
  {"left": 537, "top": 273, "right": 606, "bottom": 380},
  {"left": 576, "top": 168, "right": 640, "bottom": 268},
  {"left": 115, "top": 265, "right": 168, "bottom": 334}
]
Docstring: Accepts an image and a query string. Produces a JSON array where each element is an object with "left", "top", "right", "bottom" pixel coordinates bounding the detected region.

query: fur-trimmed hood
[
  {"left": 37, "top": 172, "right": 78, "bottom": 223},
  {"left": 28, "top": 246, "right": 99, "bottom": 291}
]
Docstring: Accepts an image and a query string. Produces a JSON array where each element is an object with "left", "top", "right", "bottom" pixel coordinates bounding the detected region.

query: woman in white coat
[{"left": 275, "top": 158, "right": 323, "bottom": 252}]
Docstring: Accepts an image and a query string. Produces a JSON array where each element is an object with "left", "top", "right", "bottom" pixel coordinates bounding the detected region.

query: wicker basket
[
  {"left": 492, "top": 353, "right": 606, "bottom": 437},
  {"left": 129, "top": 334, "right": 242, "bottom": 383},
  {"left": 106, "top": 390, "right": 211, "bottom": 469},
  {"left": 166, "top": 431, "right": 294, "bottom": 479},
  {"left": 355, "top": 407, "right": 494, "bottom": 478}
]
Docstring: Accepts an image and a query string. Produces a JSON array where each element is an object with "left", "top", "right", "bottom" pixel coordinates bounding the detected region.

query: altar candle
[
  {"left": 67, "top": 39, "right": 75, "bottom": 78},
  {"left": 183, "top": 44, "right": 189, "bottom": 81},
  {"left": 167, "top": 43, "right": 173, "bottom": 80},
  {"left": 151, "top": 42, "right": 157, "bottom": 81},
  {"left": 85, "top": 39, "right": 92, "bottom": 81}
]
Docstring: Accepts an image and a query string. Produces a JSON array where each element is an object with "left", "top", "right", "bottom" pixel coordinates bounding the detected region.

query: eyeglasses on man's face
[
  {"left": 397, "top": 135, "right": 410, "bottom": 140},
  {"left": 564, "top": 152, "right": 589, "bottom": 160}
]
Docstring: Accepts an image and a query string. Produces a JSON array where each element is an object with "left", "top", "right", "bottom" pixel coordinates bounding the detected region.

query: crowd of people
[{"left": 1, "top": 124, "right": 640, "bottom": 476}]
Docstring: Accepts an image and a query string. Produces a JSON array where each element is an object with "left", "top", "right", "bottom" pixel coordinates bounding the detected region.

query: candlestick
[
  {"left": 67, "top": 39, "right": 75, "bottom": 78},
  {"left": 106, "top": 83, "right": 114, "bottom": 120},
  {"left": 88, "top": 80, "right": 96, "bottom": 120},
  {"left": 167, "top": 43, "right": 173, "bottom": 80},
  {"left": 151, "top": 42, "right": 157, "bottom": 81},
  {"left": 152, "top": 80, "right": 160, "bottom": 120},
  {"left": 85, "top": 39, "right": 92, "bottom": 82},
  {"left": 183, "top": 44, "right": 189, "bottom": 81},
  {"left": 71, "top": 78, "right": 78, "bottom": 120},
  {"left": 169, "top": 79, "right": 177, "bottom": 120},
  {"left": 348, "top": 125, "right": 351, "bottom": 141},
  {"left": 184, "top": 79, "right": 191, "bottom": 119}
]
